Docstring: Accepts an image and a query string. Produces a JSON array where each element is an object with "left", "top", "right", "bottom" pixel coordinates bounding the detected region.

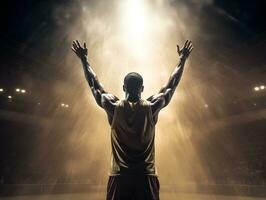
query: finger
[
  {"left": 76, "top": 40, "right": 81, "bottom": 48},
  {"left": 187, "top": 44, "right": 192, "bottom": 51},
  {"left": 189, "top": 45, "right": 193, "bottom": 52},
  {"left": 189, "top": 47, "right": 194, "bottom": 53},
  {"left": 186, "top": 40, "right": 190, "bottom": 48},
  {"left": 183, "top": 40, "right": 188, "bottom": 49},
  {"left": 187, "top": 41, "right": 192, "bottom": 49},
  {"left": 72, "top": 44, "right": 77, "bottom": 51},
  {"left": 188, "top": 42, "right": 193, "bottom": 48},
  {"left": 73, "top": 40, "right": 77, "bottom": 46},
  {"left": 84, "top": 42, "right": 87, "bottom": 49},
  {"left": 72, "top": 41, "right": 78, "bottom": 49},
  {"left": 177, "top": 45, "right": 180, "bottom": 54},
  {"left": 71, "top": 47, "right": 76, "bottom": 53},
  {"left": 187, "top": 41, "right": 191, "bottom": 48}
]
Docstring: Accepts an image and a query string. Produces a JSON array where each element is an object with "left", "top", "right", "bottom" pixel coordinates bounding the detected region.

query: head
[{"left": 123, "top": 72, "right": 144, "bottom": 97}]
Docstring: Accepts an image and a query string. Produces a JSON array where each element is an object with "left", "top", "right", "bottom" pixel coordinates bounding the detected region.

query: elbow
[
  {"left": 101, "top": 94, "right": 108, "bottom": 108},
  {"left": 164, "top": 89, "right": 173, "bottom": 106}
]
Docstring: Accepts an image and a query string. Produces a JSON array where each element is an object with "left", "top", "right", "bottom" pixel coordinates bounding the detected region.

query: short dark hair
[{"left": 124, "top": 72, "right": 143, "bottom": 94}]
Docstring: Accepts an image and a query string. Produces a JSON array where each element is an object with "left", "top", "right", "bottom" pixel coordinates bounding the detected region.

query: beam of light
[
  {"left": 119, "top": 0, "right": 153, "bottom": 63},
  {"left": 115, "top": 0, "right": 185, "bottom": 94},
  {"left": 121, "top": 0, "right": 147, "bottom": 37}
]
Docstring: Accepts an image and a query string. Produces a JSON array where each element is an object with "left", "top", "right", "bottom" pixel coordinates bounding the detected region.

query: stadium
[{"left": 0, "top": 0, "right": 266, "bottom": 199}]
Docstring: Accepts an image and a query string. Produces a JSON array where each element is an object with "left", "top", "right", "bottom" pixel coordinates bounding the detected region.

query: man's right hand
[
  {"left": 72, "top": 40, "right": 88, "bottom": 60},
  {"left": 177, "top": 40, "right": 193, "bottom": 59}
]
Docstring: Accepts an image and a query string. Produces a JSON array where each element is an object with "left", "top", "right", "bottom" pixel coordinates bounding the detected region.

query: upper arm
[
  {"left": 147, "top": 89, "right": 174, "bottom": 113},
  {"left": 147, "top": 88, "right": 173, "bottom": 120}
]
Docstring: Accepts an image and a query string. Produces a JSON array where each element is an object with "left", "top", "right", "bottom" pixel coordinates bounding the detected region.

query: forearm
[
  {"left": 160, "top": 55, "right": 187, "bottom": 93},
  {"left": 80, "top": 56, "right": 106, "bottom": 93}
]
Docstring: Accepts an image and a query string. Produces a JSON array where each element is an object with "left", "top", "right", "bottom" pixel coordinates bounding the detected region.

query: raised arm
[
  {"left": 71, "top": 40, "right": 118, "bottom": 121},
  {"left": 148, "top": 40, "right": 193, "bottom": 118}
]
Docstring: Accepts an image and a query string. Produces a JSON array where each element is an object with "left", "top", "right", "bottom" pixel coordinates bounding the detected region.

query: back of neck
[{"left": 126, "top": 93, "right": 140, "bottom": 103}]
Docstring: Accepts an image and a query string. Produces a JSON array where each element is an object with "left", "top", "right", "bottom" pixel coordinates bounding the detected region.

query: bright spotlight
[
  {"left": 254, "top": 86, "right": 260, "bottom": 91},
  {"left": 120, "top": 0, "right": 152, "bottom": 52},
  {"left": 21, "top": 89, "right": 26, "bottom": 93},
  {"left": 123, "top": 0, "right": 146, "bottom": 36},
  {"left": 260, "top": 85, "right": 265, "bottom": 90},
  {"left": 65, "top": 104, "right": 69, "bottom": 108},
  {"left": 0, "top": 88, "right": 3, "bottom": 92},
  {"left": 204, "top": 104, "right": 209, "bottom": 108},
  {"left": 8, "top": 95, "right": 12, "bottom": 99},
  {"left": 15, "top": 88, "right": 21, "bottom": 92}
]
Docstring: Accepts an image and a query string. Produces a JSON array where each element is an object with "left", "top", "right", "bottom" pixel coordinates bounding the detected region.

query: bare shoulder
[
  {"left": 102, "top": 93, "right": 119, "bottom": 103},
  {"left": 101, "top": 93, "right": 119, "bottom": 115},
  {"left": 146, "top": 93, "right": 166, "bottom": 116},
  {"left": 147, "top": 93, "right": 165, "bottom": 103}
]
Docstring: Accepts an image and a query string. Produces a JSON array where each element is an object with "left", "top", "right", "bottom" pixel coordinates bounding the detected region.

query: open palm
[
  {"left": 71, "top": 40, "right": 88, "bottom": 59},
  {"left": 177, "top": 40, "right": 193, "bottom": 58}
]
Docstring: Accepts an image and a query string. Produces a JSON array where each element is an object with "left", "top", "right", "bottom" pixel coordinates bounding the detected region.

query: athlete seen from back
[{"left": 72, "top": 40, "right": 193, "bottom": 200}]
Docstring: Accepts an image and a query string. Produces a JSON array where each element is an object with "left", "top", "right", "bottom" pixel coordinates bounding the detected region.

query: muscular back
[{"left": 110, "top": 99, "right": 156, "bottom": 175}]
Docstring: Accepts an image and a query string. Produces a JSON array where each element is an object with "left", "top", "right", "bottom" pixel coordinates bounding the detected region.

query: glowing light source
[
  {"left": 120, "top": 0, "right": 152, "bottom": 58},
  {"left": 61, "top": 103, "right": 69, "bottom": 108},
  {"left": 254, "top": 86, "right": 260, "bottom": 91},
  {"left": 204, "top": 104, "right": 209, "bottom": 108},
  {"left": 8, "top": 95, "right": 12, "bottom": 99},
  {"left": 15, "top": 88, "right": 26, "bottom": 93},
  {"left": 254, "top": 85, "right": 265, "bottom": 91},
  {"left": 122, "top": 0, "right": 147, "bottom": 36},
  {"left": 0, "top": 88, "right": 3, "bottom": 92}
]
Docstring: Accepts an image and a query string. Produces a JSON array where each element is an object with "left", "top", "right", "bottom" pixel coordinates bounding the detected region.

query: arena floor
[{"left": 0, "top": 192, "right": 265, "bottom": 200}]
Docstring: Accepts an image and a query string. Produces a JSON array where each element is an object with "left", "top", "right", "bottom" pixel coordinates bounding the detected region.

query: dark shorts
[{"left": 106, "top": 175, "right": 160, "bottom": 200}]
